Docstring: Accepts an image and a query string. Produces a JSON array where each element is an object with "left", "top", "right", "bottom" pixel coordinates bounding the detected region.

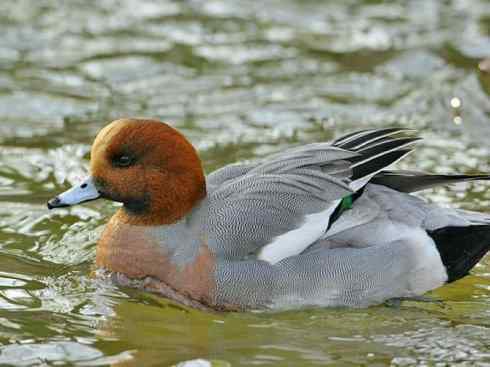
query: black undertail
[{"left": 427, "top": 225, "right": 490, "bottom": 283}]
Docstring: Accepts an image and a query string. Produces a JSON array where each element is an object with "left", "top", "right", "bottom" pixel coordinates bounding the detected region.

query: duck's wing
[
  {"left": 207, "top": 128, "right": 416, "bottom": 189},
  {"left": 208, "top": 128, "right": 419, "bottom": 264},
  {"left": 371, "top": 170, "right": 490, "bottom": 193}
]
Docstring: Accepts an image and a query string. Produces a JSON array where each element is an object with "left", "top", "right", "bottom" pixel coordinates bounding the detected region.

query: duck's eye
[{"left": 113, "top": 154, "right": 134, "bottom": 168}]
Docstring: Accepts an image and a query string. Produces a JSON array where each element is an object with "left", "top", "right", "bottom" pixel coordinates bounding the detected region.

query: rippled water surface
[{"left": 1, "top": 0, "right": 490, "bottom": 366}]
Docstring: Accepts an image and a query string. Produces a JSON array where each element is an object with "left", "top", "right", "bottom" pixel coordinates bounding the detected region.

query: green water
[{"left": 1, "top": 0, "right": 490, "bottom": 365}]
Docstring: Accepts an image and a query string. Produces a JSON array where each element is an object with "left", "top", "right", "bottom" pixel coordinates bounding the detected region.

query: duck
[{"left": 47, "top": 118, "right": 490, "bottom": 311}]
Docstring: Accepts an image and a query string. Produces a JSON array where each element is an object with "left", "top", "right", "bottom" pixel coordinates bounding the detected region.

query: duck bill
[{"left": 47, "top": 176, "right": 101, "bottom": 209}]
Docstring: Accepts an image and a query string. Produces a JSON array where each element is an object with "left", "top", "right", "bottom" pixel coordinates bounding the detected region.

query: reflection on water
[{"left": 0, "top": 0, "right": 489, "bottom": 366}]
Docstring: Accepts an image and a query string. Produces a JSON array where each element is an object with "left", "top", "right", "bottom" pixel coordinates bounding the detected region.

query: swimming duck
[{"left": 48, "top": 118, "right": 490, "bottom": 311}]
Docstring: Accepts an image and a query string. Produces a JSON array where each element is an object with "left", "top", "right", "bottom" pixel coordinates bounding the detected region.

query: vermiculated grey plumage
[
  {"left": 206, "top": 131, "right": 419, "bottom": 260},
  {"left": 204, "top": 128, "right": 490, "bottom": 309}
]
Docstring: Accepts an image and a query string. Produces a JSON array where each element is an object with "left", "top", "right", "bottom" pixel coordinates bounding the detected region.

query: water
[{"left": 1, "top": 0, "right": 490, "bottom": 365}]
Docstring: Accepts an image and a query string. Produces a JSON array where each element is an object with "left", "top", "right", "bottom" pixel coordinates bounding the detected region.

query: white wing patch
[{"left": 257, "top": 200, "right": 341, "bottom": 265}]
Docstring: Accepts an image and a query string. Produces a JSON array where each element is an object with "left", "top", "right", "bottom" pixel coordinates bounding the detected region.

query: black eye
[{"left": 113, "top": 154, "right": 134, "bottom": 168}]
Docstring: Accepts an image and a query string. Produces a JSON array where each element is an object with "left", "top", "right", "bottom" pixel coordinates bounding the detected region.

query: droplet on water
[{"left": 450, "top": 97, "right": 461, "bottom": 109}]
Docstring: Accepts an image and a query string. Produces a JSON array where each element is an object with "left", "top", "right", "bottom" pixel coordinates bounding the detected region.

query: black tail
[{"left": 428, "top": 225, "right": 490, "bottom": 282}]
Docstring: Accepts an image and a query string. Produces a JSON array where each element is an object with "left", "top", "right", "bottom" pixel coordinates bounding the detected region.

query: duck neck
[{"left": 119, "top": 176, "right": 207, "bottom": 226}]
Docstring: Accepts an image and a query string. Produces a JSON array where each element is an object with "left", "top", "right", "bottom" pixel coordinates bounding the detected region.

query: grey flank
[{"left": 197, "top": 128, "right": 490, "bottom": 309}]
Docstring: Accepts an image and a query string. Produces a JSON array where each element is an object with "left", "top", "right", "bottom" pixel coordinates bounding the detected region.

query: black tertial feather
[
  {"left": 331, "top": 128, "right": 374, "bottom": 147},
  {"left": 349, "top": 150, "right": 411, "bottom": 181},
  {"left": 349, "top": 137, "right": 420, "bottom": 161},
  {"left": 337, "top": 128, "right": 414, "bottom": 150}
]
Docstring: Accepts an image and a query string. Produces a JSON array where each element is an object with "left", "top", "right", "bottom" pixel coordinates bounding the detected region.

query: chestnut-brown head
[{"left": 48, "top": 118, "right": 206, "bottom": 225}]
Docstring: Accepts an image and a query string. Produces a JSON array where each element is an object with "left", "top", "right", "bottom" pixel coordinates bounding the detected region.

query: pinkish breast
[{"left": 96, "top": 210, "right": 216, "bottom": 306}]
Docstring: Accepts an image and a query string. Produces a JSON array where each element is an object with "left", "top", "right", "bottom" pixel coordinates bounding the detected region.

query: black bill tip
[{"left": 47, "top": 196, "right": 69, "bottom": 210}]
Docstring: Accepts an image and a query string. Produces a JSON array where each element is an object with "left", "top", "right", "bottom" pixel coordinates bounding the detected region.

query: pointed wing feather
[
  {"left": 336, "top": 128, "right": 415, "bottom": 150},
  {"left": 331, "top": 127, "right": 413, "bottom": 148}
]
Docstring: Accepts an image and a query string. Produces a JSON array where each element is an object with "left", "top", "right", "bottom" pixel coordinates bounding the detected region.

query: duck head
[{"left": 47, "top": 118, "right": 206, "bottom": 225}]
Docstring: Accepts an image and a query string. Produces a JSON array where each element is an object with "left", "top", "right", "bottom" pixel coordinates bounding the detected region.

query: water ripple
[{"left": 0, "top": 0, "right": 489, "bottom": 365}]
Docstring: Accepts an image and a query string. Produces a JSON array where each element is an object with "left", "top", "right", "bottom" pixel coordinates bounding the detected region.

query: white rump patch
[{"left": 258, "top": 201, "right": 340, "bottom": 265}]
